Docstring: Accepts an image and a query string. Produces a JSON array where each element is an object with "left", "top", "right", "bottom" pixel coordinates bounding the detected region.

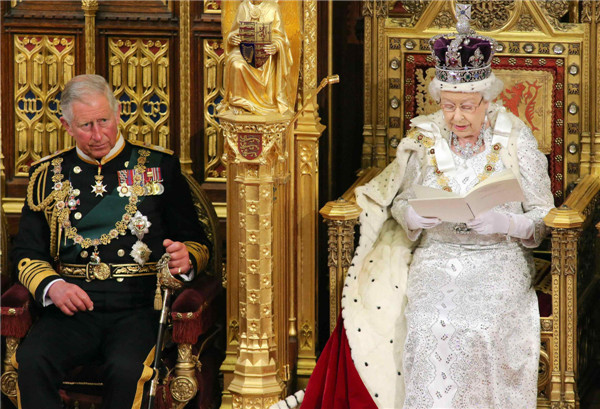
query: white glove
[
  {"left": 507, "top": 213, "right": 535, "bottom": 240},
  {"left": 466, "top": 211, "right": 510, "bottom": 235},
  {"left": 405, "top": 206, "right": 442, "bottom": 231},
  {"left": 466, "top": 211, "right": 534, "bottom": 239}
]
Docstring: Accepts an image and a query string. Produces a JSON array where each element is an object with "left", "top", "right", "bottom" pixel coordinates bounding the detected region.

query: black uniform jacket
[{"left": 12, "top": 140, "right": 210, "bottom": 311}]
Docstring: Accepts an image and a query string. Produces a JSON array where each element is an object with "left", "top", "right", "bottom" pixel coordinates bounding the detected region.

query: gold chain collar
[{"left": 428, "top": 139, "right": 503, "bottom": 193}]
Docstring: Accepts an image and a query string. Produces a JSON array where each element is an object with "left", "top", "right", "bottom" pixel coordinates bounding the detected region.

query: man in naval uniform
[{"left": 11, "top": 74, "right": 210, "bottom": 409}]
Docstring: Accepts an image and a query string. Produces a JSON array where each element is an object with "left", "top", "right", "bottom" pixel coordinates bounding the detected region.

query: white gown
[{"left": 391, "top": 125, "right": 554, "bottom": 408}]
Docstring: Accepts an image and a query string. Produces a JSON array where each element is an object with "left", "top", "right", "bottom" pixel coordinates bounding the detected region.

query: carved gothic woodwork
[
  {"left": 203, "top": 39, "right": 226, "bottom": 181},
  {"left": 12, "top": 35, "right": 76, "bottom": 176}
]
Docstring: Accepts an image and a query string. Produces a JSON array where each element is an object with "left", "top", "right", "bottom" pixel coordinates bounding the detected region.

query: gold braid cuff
[
  {"left": 18, "top": 258, "right": 60, "bottom": 296},
  {"left": 184, "top": 241, "right": 209, "bottom": 273}
]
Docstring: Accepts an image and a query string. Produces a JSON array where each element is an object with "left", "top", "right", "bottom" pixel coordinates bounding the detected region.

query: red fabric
[
  {"left": 537, "top": 291, "right": 552, "bottom": 317},
  {"left": 156, "top": 383, "right": 174, "bottom": 409},
  {"left": 1, "top": 283, "right": 33, "bottom": 338},
  {"left": 302, "top": 316, "right": 377, "bottom": 409},
  {"left": 171, "top": 276, "right": 221, "bottom": 344}
]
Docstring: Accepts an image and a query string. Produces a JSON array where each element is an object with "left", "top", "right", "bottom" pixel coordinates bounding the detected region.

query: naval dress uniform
[{"left": 11, "top": 136, "right": 210, "bottom": 409}]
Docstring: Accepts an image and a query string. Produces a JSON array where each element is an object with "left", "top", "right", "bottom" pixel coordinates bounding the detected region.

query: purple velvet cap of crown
[{"left": 433, "top": 37, "right": 493, "bottom": 68}]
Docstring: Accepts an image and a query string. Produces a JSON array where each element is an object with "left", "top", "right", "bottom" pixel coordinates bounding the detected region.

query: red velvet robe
[{"left": 301, "top": 317, "right": 378, "bottom": 409}]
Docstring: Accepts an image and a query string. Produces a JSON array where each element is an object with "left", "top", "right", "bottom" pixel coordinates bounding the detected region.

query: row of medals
[
  {"left": 66, "top": 165, "right": 164, "bottom": 213},
  {"left": 118, "top": 179, "right": 164, "bottom": 197}
]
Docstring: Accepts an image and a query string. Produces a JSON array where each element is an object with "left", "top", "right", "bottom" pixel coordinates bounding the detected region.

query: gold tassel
[{"left": 154, "top": 277, "right": 162, "bottom": 311}]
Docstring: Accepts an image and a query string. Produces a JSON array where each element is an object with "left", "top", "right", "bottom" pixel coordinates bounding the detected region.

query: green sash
[{"left": 59, "top": 148, "right": 162, "bottom": 262}]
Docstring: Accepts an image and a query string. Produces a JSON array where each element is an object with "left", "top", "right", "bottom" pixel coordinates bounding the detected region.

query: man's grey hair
[{"left": 60, "top": 74, "right": 119, "bottom": 124}]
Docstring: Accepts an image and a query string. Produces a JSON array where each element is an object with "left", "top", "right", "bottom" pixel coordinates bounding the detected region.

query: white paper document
[{"left": 408, "top": 170, "right": 525, "bottom": 223}]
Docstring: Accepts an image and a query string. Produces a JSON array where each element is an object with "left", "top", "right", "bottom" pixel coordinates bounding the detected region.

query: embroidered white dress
[{"left": 391, "top": 125, "right": 554, "bottom": 408}]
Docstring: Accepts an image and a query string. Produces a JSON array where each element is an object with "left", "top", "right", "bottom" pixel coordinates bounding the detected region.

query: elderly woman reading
[{"left": 301, "top": 6, "right": 554, "bottom": 409}]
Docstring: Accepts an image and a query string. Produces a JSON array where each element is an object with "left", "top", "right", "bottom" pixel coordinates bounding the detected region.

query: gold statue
[{"left": 218, "top": 0, "right": 295, "bottom": 115}]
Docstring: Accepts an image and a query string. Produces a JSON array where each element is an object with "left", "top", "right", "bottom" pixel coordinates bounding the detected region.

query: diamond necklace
[{"left": 451, "top": 131, "right": 484, "bottom": 159}]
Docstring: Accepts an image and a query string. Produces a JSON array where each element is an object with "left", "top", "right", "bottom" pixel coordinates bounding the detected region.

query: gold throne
[{"left": 321, "top": 2, "right": 600, "bottom": 408}]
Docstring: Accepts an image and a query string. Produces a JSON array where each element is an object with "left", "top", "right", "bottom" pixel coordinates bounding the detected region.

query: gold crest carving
[{"left": 238, "top": 133, "right": 262, "bottom": 160}]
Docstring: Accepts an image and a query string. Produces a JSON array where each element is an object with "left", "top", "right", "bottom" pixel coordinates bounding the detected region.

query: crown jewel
[{"left": 429, "top": 4, "right": 497, "bottom": 85}]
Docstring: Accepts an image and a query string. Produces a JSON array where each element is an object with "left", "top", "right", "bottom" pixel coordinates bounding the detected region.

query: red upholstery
[
  {"left": 537, "top": 291, "right": 552, "bottom": 318},
  {"left": 1, "top": 283, "right": 33, "bottom": 338},
  {"left": 171, "top": 275, "right": 221, "bottom": 345}
]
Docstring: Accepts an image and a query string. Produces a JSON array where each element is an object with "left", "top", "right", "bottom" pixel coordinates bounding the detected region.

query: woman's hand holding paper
[
  {"left": 406, "top": 205, "right": 442, "bottom": 230},
  {"left": 466, "top": 211, "right": 534, "bottom": 239}
]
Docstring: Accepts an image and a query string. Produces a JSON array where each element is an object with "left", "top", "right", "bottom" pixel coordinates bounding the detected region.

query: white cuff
[{"left": 42, "top": 278, "right": 65, "bottom": 307}]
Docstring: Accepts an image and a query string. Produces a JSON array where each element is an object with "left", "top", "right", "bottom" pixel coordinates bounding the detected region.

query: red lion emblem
[{"left": 497, "top": 80, "right": 541, "bottom": 132}]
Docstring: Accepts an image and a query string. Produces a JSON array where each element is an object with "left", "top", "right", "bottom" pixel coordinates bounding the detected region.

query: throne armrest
[
  {"left": 1, "top": 283, "right": 33, "bottom": 338},
  {"left": 170, "top": 275, "right": 222, "bottom": 345}
]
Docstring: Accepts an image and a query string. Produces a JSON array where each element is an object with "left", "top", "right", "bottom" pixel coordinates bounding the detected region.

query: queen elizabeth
[{"left": 300, "top": 5, "right": 555, "bottom": 409}]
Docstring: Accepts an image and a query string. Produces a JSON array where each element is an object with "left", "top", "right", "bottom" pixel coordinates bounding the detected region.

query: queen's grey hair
[
  {"left": 428, "top": 75, "right": 505, "bottom": 103},
  {"left": 60, "top": 74, "right": 119, "bottom": 124}
]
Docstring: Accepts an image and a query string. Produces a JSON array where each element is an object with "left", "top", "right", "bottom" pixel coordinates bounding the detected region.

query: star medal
[
  {"left": 91, "top": 174, "right": 107, "bottom": 197},
  {"left": 128, "top": 211, "right": 152, "bottom": 265},
  {"left": 128, "top": 211, "right": 151, "bottom": 239},
  {"left": 130, "top": 240, "right": 152, "bottom": 266}
]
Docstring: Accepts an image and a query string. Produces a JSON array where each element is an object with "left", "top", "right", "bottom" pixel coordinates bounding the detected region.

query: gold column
[
  {"left": 81, "top": 0, "right": 98, "bottom": 74},
  {"left": 362, "top": 0, "right": 374, "bottom": 168},
  {"left": 179, "top": 0, "right": 193, "bottom": 174},
  {"left": 373, "top": 0, "right": 388, "bottom": 168},
  {"left": 293, "top": 103, "right": 323, "bottom": 388},
  {"left": 319, "top": 199, "right": 361, "bottom": 334},
  {"left": 544, "top": 207, "right": 584, "bottom": 406},
  {"left": 294, "top": 0, "right": 323, "bottom": 389},
  {"left": 220, "top": 158, "right": 241, "bottom": 408},
  {"left": 596, "top": 4, "right": 600, "bottom": 175},
  {"left": 591, "top": 4, "right": 600, "bottom": 175},
  {"left": 361, "top": 0, "right": 388, "bottom": 168},
  {"left": 220, "top": 112, "right": 290, "bottom": 409},
  {"left": 581, "top": 2, "right": 600, "bottom": 177}
]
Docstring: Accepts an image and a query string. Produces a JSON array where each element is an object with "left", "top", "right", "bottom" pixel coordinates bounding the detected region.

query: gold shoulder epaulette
[
  {"left": 129, "top": 140, "right": 174, "bottom": 155},
  {"left": 31, "top": 146, "right": 75, "bottom": 167}
]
